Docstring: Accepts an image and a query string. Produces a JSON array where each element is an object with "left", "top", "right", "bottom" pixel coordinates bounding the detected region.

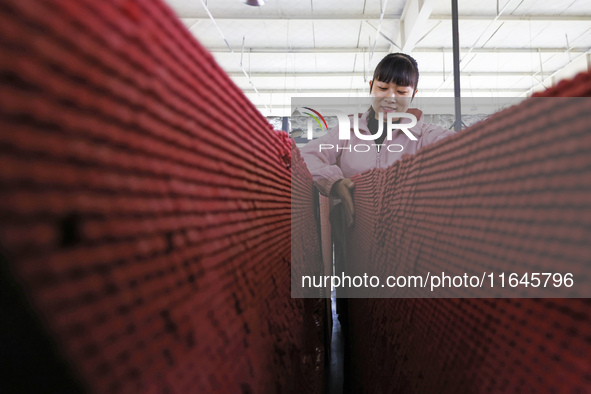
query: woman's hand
[{"left": 332, "top": 178, "right": 356, "bottom": 227}]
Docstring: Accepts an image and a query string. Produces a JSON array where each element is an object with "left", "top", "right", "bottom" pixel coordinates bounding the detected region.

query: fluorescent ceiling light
[{"left": 240, "top": 0, "right": 266, "bottom": 6}]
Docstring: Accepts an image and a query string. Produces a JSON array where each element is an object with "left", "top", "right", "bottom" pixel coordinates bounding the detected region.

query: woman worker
[
  {"left": 301, "top": 52, "right": 456, "bottom": 228},
  {"left": 300, "top": 53, "right": 457, "bottom": 328}
]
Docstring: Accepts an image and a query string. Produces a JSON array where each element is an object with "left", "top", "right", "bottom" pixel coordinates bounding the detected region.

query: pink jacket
[{"left": 300, "top": 108, "right": 456, "bottom": 196}]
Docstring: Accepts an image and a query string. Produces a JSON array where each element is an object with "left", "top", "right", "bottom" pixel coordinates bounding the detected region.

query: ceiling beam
[
  {"left": 523, "top": 49, "right": 591, "bottom": 96},
  {"left": 253, "top": 102, "right": 523, "bottom": 110},
  {"left": 431, "top": 14, "right": 591, "bottom": 22},
  {"left": 226, "top": 71, "right": 539, "bottom": 78},
  {"left": 179, "top": 14, "right": 401, "bottom": 21},
  {"left": 398, "top": 0, "right": 437, "bottom": 52},
  {"left": 241, "top": 88, "right": 529, "bottom": 94},
  {"left": 207, "top": 47, "right": 589, "bottom": 54},
  {"left": 179, "top": 14, "right": 591, "bottom": 22},
  {"left": 364, "top": 21, "right": 401, "bottom": 50}
]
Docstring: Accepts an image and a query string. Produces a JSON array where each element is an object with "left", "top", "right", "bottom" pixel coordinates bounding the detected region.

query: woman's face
[{"left": 370, "top": 80, "right": 417, "bottom": 121}]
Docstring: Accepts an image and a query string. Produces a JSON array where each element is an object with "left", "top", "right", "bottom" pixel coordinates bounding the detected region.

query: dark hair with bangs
[{"left": 370, "top": 53, "right": 419, "bottom": 94}]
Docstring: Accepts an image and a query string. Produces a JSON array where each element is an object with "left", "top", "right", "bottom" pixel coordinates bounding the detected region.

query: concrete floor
[{"left": 327, "top": 292, "right": 345, "bottom": 394}]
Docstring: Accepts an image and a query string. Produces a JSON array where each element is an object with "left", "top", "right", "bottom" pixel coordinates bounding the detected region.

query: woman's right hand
[{"left": 332, "top": 178, "right": 356, "bottom": 227}]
